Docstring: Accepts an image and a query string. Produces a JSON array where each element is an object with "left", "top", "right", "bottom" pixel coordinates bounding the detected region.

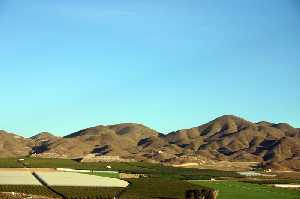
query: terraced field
[{"left": 190, "top": 181, "right": 300, "bottom": 199}]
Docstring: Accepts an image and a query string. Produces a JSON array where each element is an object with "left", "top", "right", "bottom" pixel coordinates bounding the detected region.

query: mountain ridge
[{"left": 0, "top": 115, "right": 299, "bottom": 171}]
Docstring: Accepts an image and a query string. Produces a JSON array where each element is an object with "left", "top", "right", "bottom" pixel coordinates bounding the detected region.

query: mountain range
[{"left": 1, "top": 115, "right": 299, "bottom": 171}]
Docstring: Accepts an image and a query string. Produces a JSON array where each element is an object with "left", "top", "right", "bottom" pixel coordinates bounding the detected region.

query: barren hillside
[{"left": 0, "top": 115, "right": 299, "bottom": 171}]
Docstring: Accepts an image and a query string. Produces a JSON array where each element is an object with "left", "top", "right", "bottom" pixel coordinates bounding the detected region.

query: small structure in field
[
  {"left": 264, "top": 168, "right": 272, "bottom": 173},
  {"left": 237, "top": 171, "right": 276, "bottom": 177},
  {"left": 119, "top": 173, "right": 147, "bottom": 179},
  {"left": 274, "top": 184, "right": 300, "bottom": 188}
]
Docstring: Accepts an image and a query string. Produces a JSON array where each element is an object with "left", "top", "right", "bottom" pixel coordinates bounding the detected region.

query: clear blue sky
[{"left": 0, "top": 0, "right": 299, "bottom": 137}]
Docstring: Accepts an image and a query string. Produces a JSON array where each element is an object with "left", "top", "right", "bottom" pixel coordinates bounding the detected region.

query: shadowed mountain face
[
  {"left": 36, "top": 123, "right": 160, "bottom": 159},
  {"left": 163, "top": 115, "right": 300, "bottom": 170},
  {"left": 31, "top": 132, "right": 58, "bottom": 143},
  {"left": 0, "top": 131, "right": 32, "bottom": 157},
  {"left": 1, "top": 115, "right": 299, "bottom": 171}
]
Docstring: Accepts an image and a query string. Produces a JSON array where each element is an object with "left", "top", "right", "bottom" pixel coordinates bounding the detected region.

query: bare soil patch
[
  {"left": 173, "top": 161, "right": 258, "bottom": 171},
  {"left": 0, "top": 192, "right": 57, "bottom": 199}
]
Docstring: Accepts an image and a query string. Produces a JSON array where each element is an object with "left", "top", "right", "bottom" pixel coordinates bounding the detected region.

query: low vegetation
[
  {"left": 51, "top": 186, "right": 123, "bottom": 199},
  {"left": 190, "top": 181, "right": 300, "bottom": 199},
  {"left": 0, "top": 158, "right": 24, "bottom": 168},
  {"left": 0, "top": 185, "right": 59, "bottom": 198},
  {"left": 20, "top": 158, "right": 81, "bottom": 168},
  {"left": 119, "top": 178, "right": 214, "bottom": 199},
  {"left": 0, "top": 185, "right": 123, "bottom": 199},
  {"left": 89, "top": 171, "right": 120, "bottom": 178},
  {"left": 0, "top": 182, "right": 212, "bottom": 199},
  {"left": 0, "top": 158, "right": 220, "bottom": 199},
  {"left": 4, "top": 157, "right": 300, "bottom": 199},
  {"left": 242, "top": 179, "right": 300, "bottom": 185},
  {"left": 0, "top": 157, "right": 240, "bottom": 180}
]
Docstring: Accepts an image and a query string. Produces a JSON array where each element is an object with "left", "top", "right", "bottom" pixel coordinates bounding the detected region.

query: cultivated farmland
[
  {"left": 0, "top": 158, "right": 24, "bottom": 168},
  {"left": 0, "top": 157, "right": 241, "bottom": 180},
  {"left": 0, "top": 169, "right": 129, "bottom": 199},
  {"left": 7, "top": 158, "right": 300, "bottom": 198},
  {"left": 35, "top": 172, "right": 129, "bottom": 187},
  {"left": 51, "top": 186, "right": 123, "bottom": 199},
  {"left": 0, "top": 185, "right": 58, "bottom": 198},
  {"left": 119, "top": 178, "right": 215, "bottom": 199},
  {"left": 0, "top": 185, "right": 123, "bottom": 199},
  {"left": 190, "top": 181, "right": 300, "bottom": 199},
  {"left": 0, "top": 171, "right": 41, "bottom": 185}
]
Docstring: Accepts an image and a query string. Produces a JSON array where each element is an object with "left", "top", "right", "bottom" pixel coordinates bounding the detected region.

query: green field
[
  {"left": 89, "top": 171, "right": 120, "bottom": 178},
  {"left": 0, "top": 157, "right": 240, "bottom": 180},
  {"left": 0, "top": 158, "right": 222, "bottom": 198},
  {"left": 190, "top": 181, "right": 300, "bottom": 199},
  {"left": 19, "top": 157, "right": 82, "bottom": 168},
  {"left": 242, "top": 179, "right": 300, "bottom": 185},
  {"left": 0, "top": 185, "right": 124, "bottom": 199},
  {"left": 0, "top": 185, "right": 59, "bottom": 198},
  {"left": 2, "top": 181, "right": 299, "bottom": 199},
  {"left": 4, "top": 158, "right": 300, "bottom": 199},
  {"left": 52, "top": 186, "right": 123, "bottom": 199},
  {"left": 0, "top": 180, "right": 211, "bottom": 199},
  {"left": 0, "top": 158, "right": 24, "bottom": 168},
  {"left": 119, "top": 178, "right": 213, "bottom": 199}
]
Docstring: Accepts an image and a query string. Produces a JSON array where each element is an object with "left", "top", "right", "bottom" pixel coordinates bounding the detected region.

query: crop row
[
  {"left": 0, "top": 185, "right": 59, "bottom": 198},
  {"left": 241, "top": 179, "right": 300, "bottom": 185},
  {"left": 52, "top": 186, "right": 123, "bottom": 199},
  {"left": 0, "top": 179, "right": 215, "bottom": 199},
  {"left": 0, "top": 157, "right": 241, "bottom": 180},
  {"left": 0, "top": 185, "right": 124, "bottom": 199},
  {"left": 0, "top": 158, "right": 24, "bottom": 168},
  {"left": 119, "top": 178, "right": 215, "bottom": 199}
]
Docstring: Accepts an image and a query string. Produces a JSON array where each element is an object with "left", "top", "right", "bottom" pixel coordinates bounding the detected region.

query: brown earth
[
  {"left": 0, "top": 192, "right": 57, "bottom": 199},
  {"left": 0, "top": 131, "right": 32, "bottom": 157},
  {"left": 0, "top": 115, "right": 299, "bottom": 171}
]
